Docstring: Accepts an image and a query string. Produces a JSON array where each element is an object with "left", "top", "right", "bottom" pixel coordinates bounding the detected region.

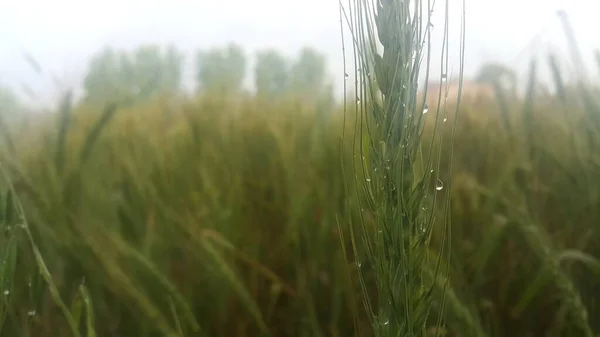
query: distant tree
[
  {"left": 475, "top": 62, "right": 516, "bottom": 89},
  {"left": 117, "top": 52, "right": 136, "bottom": 93},
  {"left": 83, "top": 47, "right": 124, "bottom": 103},
  {"left": 196, "top": 43, "right": 246, "bottom": 94},
  {"left": 288, "top": 47, "right": 327, "bottom": 97},
  {"left": 254, "top": 49, "right": 288, "bottom": 98},
  {"left": 163, "top": 45, "right": 184, "bottom": 92},
  {"left": 131, "top": 44, "right": 183, "bottom": 96},
  {"left": 132, "top": 45, "right": 163, "bottom": 93},
  {"left": 286, "top": 47, "right": 334, "bottom": 114},
  {"left": 83, "top": 44, "right": 184, "bottom": 104}
]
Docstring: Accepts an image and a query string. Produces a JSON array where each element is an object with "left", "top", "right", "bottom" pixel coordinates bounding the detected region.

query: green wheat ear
[{"left": 340, "top": 0, "right": 467, "bottom": 335}]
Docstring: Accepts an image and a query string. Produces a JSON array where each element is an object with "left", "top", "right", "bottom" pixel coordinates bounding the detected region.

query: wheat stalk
[{"left": 341, "top": 0, "right": 466, "bottom": 335}]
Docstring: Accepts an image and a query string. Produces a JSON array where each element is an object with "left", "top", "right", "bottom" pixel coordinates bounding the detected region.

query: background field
[{"left": 0, "top": 62, "right": 599, "bottom": 336}]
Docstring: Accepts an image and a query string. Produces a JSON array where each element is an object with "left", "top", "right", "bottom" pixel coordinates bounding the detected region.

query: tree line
[
  {"left": 0, "top": 42, "right": 519, "bottom": 116},
  {"left": 82, "top": 43, "right": 334, "bottom": 106}
]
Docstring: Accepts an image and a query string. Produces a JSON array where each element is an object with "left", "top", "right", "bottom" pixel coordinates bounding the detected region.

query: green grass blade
[{"left": 79, "top": 103, "right": 118, "bottom": 165}]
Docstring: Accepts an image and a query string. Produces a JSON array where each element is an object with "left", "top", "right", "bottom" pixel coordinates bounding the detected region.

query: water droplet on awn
[
  {"left": 423, "top": 104, "right": 429, "bottom": 114},
  {"left": 378, "top": 316, "right": 389, "bottom": 325},
  {"left": 3, "top": 290, "right": 9, "bottom": 296},
  {"left": 28, "top": 310, "right": 36, "bottom": 316},
  {"left": 436, "top": 179, "right": 444, "bottom": 191}
]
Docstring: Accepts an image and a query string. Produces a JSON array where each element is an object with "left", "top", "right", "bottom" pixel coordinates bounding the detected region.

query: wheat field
[
  {"left": 0, "top": 0, "right": 599, "bottom": 335},
  {"left": 0, "top": 78, "right": 596, "bottom": 336}
]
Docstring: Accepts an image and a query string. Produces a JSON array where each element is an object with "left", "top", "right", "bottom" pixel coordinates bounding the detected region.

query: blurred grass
[{"left": 0, "top": 70, "right": 598, "bottom": 337}]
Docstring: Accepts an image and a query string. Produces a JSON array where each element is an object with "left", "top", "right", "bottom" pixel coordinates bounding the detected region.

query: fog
[{"left": 0, "top": 0, "right": 598, "bottom": 106}]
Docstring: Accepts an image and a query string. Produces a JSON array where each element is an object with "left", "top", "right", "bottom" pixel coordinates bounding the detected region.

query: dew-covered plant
[{"left": 340, "top": 0, "right": 466, "bottom": 335}]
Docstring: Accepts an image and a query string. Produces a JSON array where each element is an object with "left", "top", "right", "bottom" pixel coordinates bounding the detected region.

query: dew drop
[
  {"left": 3, "top": 290, "right": 9, "bottom": 296},
  {"left": 27, "top": 310, "right": 36, "bottom": 317},
  {"left": 443, "top": 117, "right": 448, "bottom": 123},
  {"left": 378, "top": 315, "right": 390, "bottom": 326},
  {"left": 366, "top": 178, "right": 372, "bottom": 182},
  {"left": 423, "top": 104, "right": 429, "bottom": 114},
  {"left": 436, "top": 179, "right": 444, "bottom": 191},
  {"left": 356, "top": 97, "right": 361, "bottom": 104},
  {"left": 441, "top": 74, "right": 448, "bottom": 82},
  {"left": 344, "top": 72, "right": 349, "bottom": 79}
]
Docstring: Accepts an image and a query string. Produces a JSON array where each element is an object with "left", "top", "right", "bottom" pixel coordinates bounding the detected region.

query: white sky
[{"left": 0, "top": 0, "right": 598, "bottom": 105}]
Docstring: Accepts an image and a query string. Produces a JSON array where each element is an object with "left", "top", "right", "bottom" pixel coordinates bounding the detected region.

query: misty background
[{"left": 0, "top": 0, "right": 598, "bottom": 107}]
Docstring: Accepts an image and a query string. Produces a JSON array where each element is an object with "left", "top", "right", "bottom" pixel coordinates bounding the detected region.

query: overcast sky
[{"left": 0, "top": 0, "right": 598, "bottom": 105}]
